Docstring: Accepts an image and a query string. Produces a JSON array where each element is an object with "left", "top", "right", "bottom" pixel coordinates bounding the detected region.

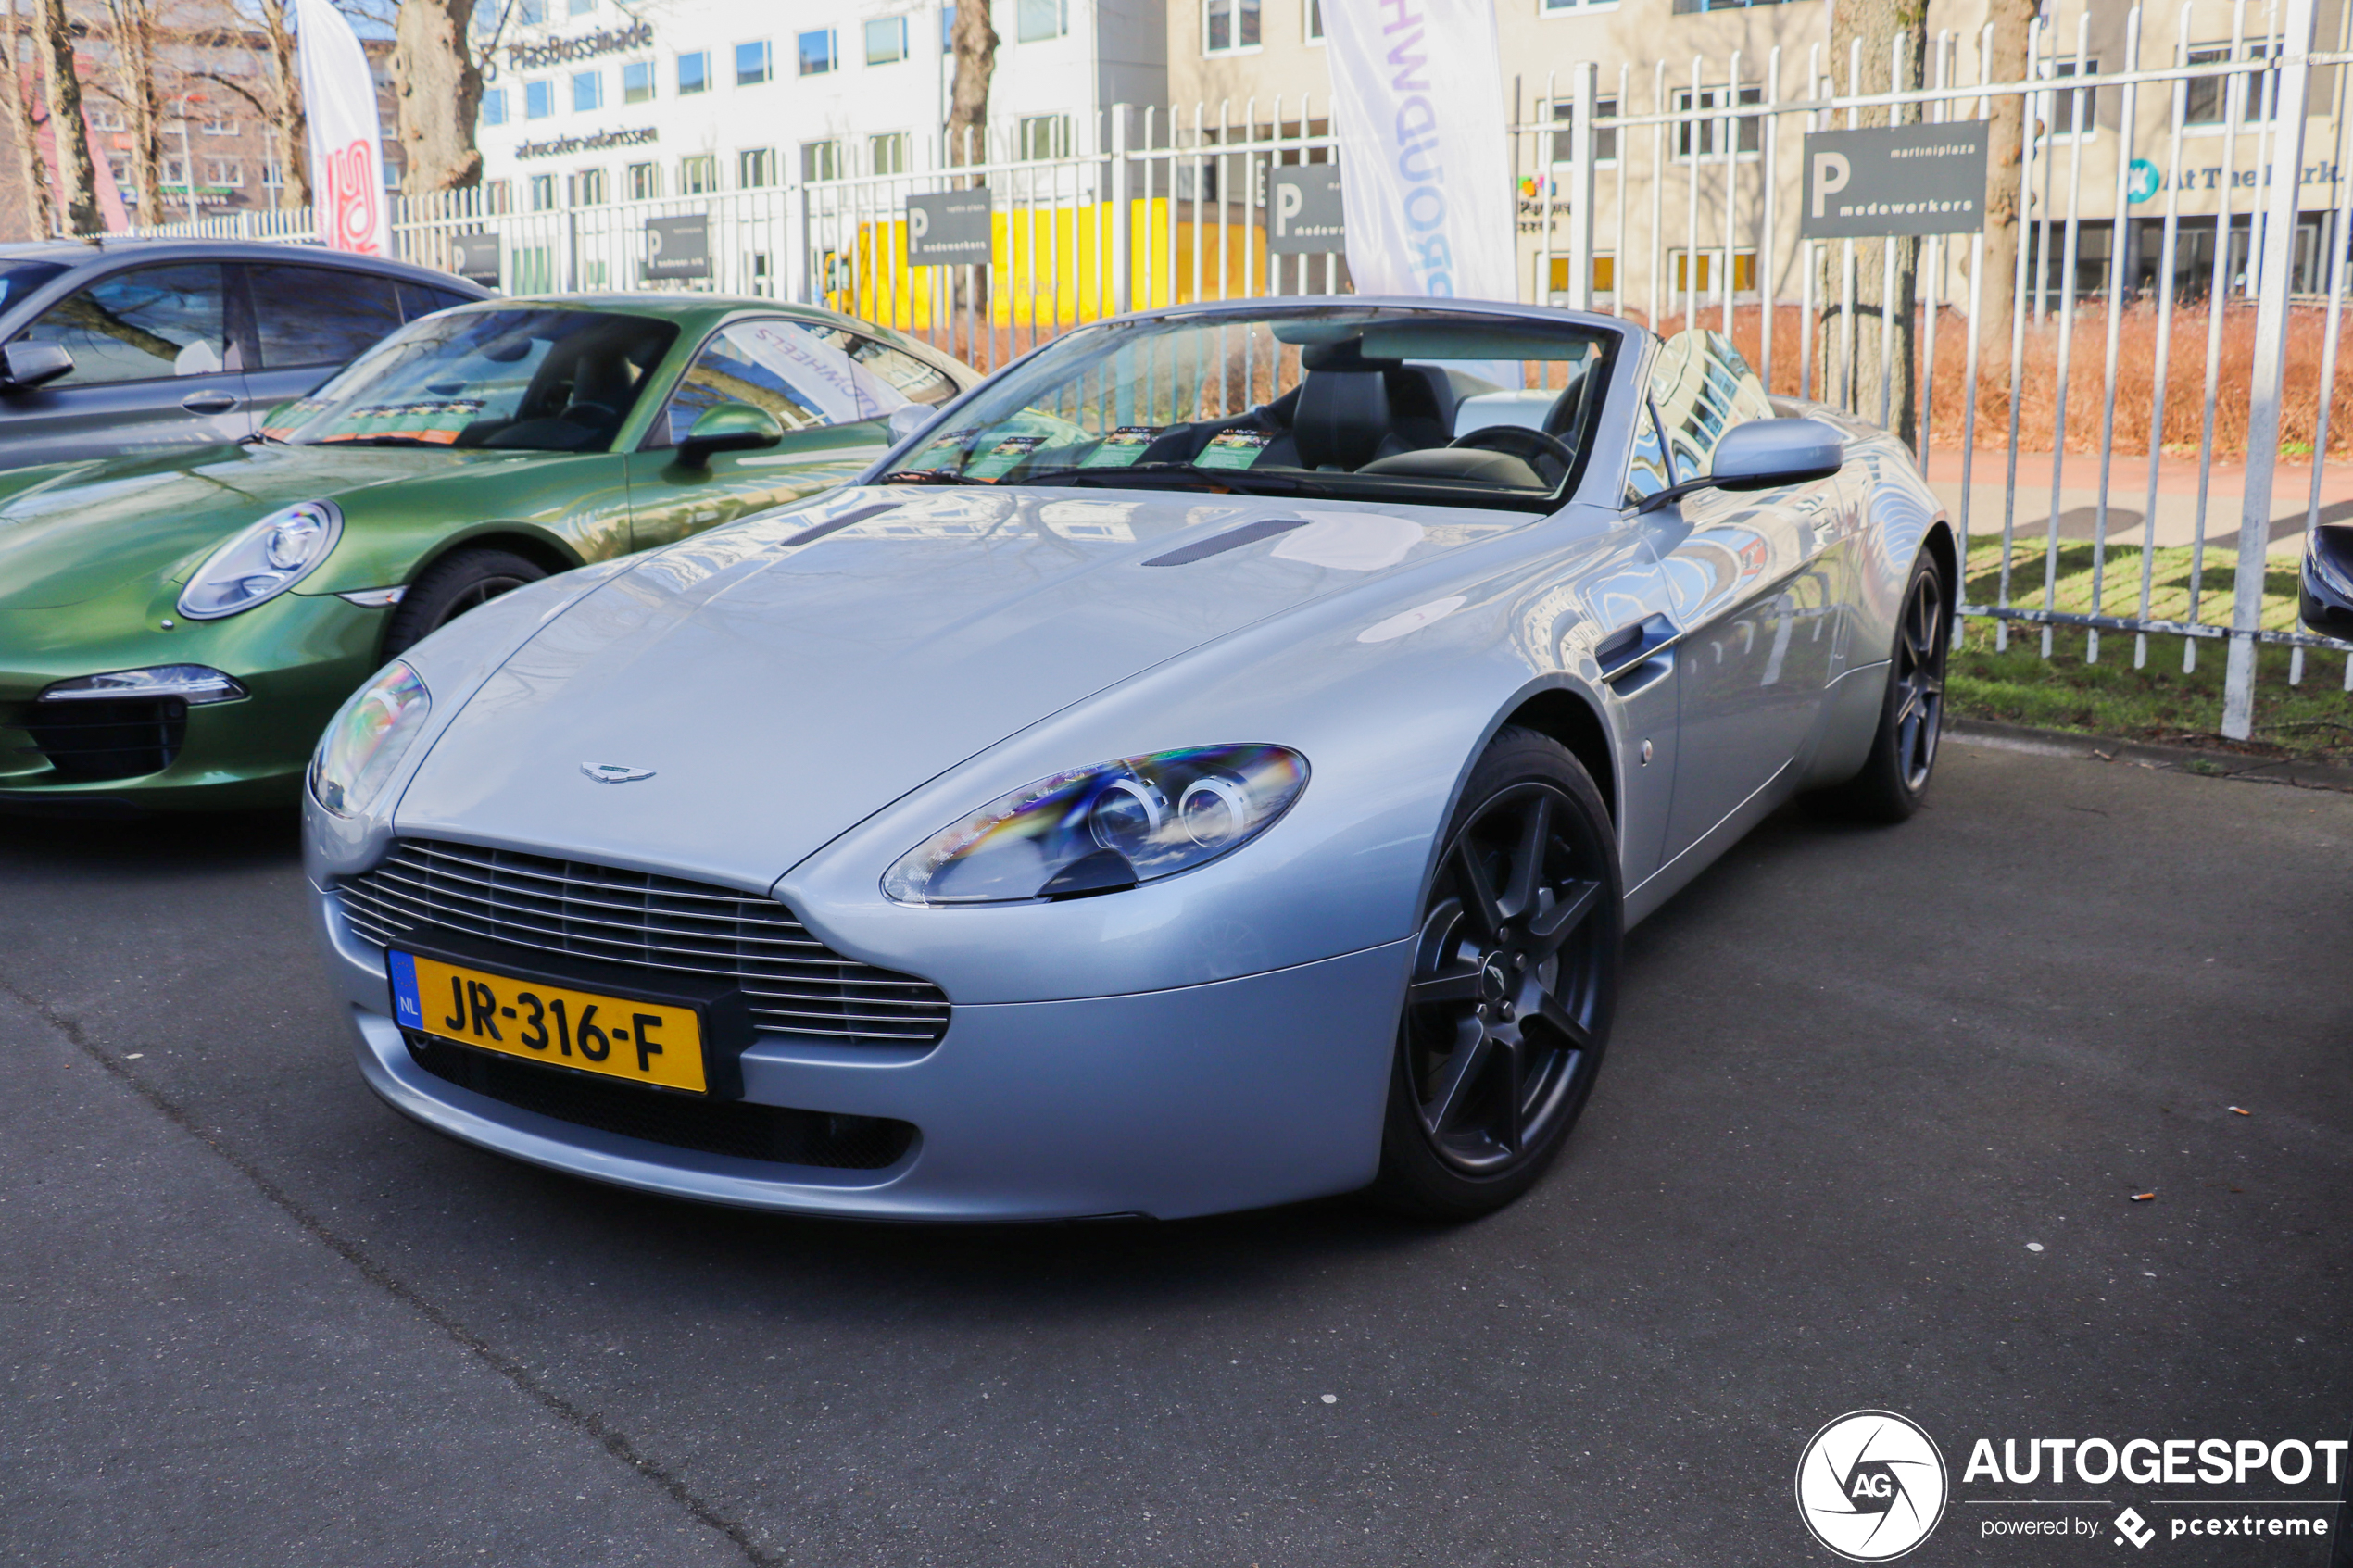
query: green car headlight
[
  {"left": 883, "top": 745, "right": 1309, "bottom": 905},
  {"left": 310, "top": 661, "right": 430, "bottom": 818},
  {"left": 179, "top": 500, "right": 344, "bottom": 620}
]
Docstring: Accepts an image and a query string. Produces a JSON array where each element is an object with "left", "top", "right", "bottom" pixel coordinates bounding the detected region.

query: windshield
[
  {"left": 883, "top": 306, "right": 1615, "bottom": 509},
  {"left": 0, "top": 259, "right": 67, "bottom": 309},
  {"left": 265, "top": 308, "right": 679, "bottom": 451}
]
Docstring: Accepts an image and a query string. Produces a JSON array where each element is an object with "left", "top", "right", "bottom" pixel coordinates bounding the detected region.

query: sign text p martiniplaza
[
  {"left": 1799, "top": 1411, "right": 2347, "bottom": 1559},
  {"left": 1800, "top": 121, "right": 1989, "bottom": 240}
]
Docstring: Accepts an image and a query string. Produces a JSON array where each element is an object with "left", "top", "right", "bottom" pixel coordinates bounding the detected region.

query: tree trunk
[
  {"left": 264, "top": 0, "right": 307, "bottom": 208},
  {"left": 1823, "top": 0, "right": 1928, "bottom": 446},
  {"left": 32, "top": 0, "right": 98, "bottom": 234},
  {"left": 1977, "top": 0, "right": 2036, "bottom": 338},
  {"left": 390, "top": 0, "right": 482, "bottom": 194},
  {"left": 0, "top": 9, "right": 56, "bottom": 236},
  {"left": 946, "top": 1, "right": 997, "bottom": 171}
]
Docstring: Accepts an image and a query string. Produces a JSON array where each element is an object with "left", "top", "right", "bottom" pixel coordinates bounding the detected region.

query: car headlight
[
  {"left": 309, "top": 661, "right": 429, "bottom": 818},
  {"left": 178, "top": 500, "right": 344, "bottom": 620},
  {"left": 883, "top": 744, "right": 1309, "bottom": 905}
]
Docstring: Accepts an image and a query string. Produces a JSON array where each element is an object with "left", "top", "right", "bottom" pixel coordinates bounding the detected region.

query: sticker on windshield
[
  {"left": 964, "top": 434, "right": 1047, "bottom": 481},
  {"left": 1195, "top": 429, "right": 1273, "bottom": 470},
  {"left": 1079, "top": 426, "right": 1162, "bottom": 469}
]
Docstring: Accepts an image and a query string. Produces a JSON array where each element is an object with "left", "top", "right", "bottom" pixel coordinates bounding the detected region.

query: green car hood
[{"left": 0, "top": 443, "right": 572, "bottom": 612}]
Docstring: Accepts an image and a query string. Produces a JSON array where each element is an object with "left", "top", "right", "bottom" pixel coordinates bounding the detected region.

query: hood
[
  {"left": 395, "top": 486, "right": 1521, "bottom": 886},
  {"left": 0, "top": 443, "right": 552, "bottom": 611}
]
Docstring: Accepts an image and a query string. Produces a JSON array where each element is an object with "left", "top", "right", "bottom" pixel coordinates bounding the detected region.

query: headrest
[{"left": 1293, "top": 370, "right": 1391, "bottom": 470}]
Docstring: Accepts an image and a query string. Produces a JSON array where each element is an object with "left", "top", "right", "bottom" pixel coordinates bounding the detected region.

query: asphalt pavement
[{"left": 4, "top": 739, "right": 2348, "bottom": 1568}]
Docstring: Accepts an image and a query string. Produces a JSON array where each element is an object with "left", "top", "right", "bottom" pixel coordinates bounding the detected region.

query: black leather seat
[{"left": 1291, "top": 370, "right": 1392, "bottom": 470}]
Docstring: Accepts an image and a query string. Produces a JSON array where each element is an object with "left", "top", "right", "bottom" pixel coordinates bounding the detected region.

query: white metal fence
[{"left": 118, "top": 0, "right": 2351, "bottom": 740}]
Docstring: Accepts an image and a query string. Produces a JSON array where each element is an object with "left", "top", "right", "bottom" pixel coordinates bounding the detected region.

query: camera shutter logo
[{"left": 1795, "top": 1410, "right": 1949, "bottom": 1561}]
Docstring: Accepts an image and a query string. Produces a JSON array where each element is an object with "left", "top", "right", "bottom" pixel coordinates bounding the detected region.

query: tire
[
  {"left": 382, "top": 547, "right": 548, "bottom": 659},
  {"left": 1369, "top": 727, "right": 1623, "bottom": 1221},
  {"left": 1817, "top": 546, "right": 1951, "bottom": 824}
]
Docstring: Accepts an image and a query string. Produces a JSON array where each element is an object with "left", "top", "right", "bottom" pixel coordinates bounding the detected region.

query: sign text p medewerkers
[{"left": 1800, "top": 121, "right": 1989, "bottom": 239}]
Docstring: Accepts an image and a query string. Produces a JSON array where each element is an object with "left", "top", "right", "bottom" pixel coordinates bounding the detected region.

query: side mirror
[
  {"left": 674, "top": 401, "right": 785, "bottom": 470},
  {"left": 0, "top": 340, "right": 73, "bottom": 394},
  {"left": 1637, "top": 418, "right": 1844, "bottom": 513},
  {"left": 887, "top": 402, "right": 935, "bottom": 446}
]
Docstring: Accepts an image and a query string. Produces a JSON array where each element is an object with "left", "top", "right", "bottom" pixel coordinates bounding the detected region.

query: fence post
[
  {"left": 2221, "top": 0, "right": 2321, "bottom": 740},
  {"left": 1111, "top": 104, "right": 1131, "bottom": 317},
  {"left": 1567, "top": 60, "right": 1597, "bottom": 312}
]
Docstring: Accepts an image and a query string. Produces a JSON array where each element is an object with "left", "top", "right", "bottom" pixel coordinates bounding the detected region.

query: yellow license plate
[{"left": 388, "top": 950, "right": 707, "bottom": 1094}]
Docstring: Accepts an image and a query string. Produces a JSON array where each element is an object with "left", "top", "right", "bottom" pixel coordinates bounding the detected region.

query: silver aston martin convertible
[{"left": 303, "top": 298, "right": 1952, "bottom": 1222}]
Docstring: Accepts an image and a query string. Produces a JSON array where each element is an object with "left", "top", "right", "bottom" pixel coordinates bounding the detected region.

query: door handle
[
  {"left": 1596, "top": 612, "right": 1680, "bottom": 684},
  {"left": 181, "top": 391, "right": 237, "bottom": 414}
]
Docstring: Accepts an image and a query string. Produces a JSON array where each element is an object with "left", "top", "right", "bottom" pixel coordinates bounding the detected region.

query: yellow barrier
[{"left": 825, "top": 198, "right": 1270, "bottom": 329}]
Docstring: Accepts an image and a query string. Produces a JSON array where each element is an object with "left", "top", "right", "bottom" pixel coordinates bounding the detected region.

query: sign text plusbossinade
[
  {"left": 1800, "top": 121, "right": 1989, "bottom": 240},
  {"left": 506, "top": 19, "right": 652, "bottom": 71}
]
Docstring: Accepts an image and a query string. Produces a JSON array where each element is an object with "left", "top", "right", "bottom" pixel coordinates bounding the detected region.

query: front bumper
[
  {"left": 0, "top": 592, "right": 385, "bottom": 811},
  {"left": 317, "top": 884, "right": 1411, "bottom": 1222}
]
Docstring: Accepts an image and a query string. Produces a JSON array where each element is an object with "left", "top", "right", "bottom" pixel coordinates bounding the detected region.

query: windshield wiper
[
  {"left": 1019, "top": 462, "right": 1313, "bottom": 495},
  {"left": 880, "top": 469, "right": 996, "bottom": 485},
  {"left": 322, "top": 435, "right": 443, "bottom": 448},
  {"left": 238, "top": 431, "right": 289, "bottom": 447}
]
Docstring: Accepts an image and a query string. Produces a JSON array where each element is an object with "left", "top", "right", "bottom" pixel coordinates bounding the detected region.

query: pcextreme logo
[{"left": 1797, "top": 1410, "right": 1952, "bottom": 1562}]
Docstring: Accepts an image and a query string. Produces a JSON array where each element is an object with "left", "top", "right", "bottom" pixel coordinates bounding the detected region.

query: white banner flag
[
  {"left": 295, "top": 0, "right": 389, "bottom": 256},
  {"left": 1325, "top": 0, "right": 1516, "bottom": 303}
]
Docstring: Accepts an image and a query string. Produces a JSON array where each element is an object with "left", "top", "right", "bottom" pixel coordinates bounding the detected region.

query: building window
[
  {"left": 865, "top": 16, "right": 907, "bottom": 65},
  {"left": 942, "top": 5, "right": 956, "bottom": 50},
  {"left": 528, "top": 173, "right": 556, "bottom": 210},
  {"left": 262, "top": 161, "right": 284, "bottom": 189},
  {"left": 677, "top": 50, "right": 709, "bottom": 94},
  {"left": 203, "top": 158, "right": 243, "bottom": 186},
  {"left": 161, "top": 157, "right": 187, "bottom": 185},
  {"left": 2042, "top": 57, "right": 2099, "bottom": 140},
  {"left": 800, "top": 139, "right": 842, "bottom": 182},
  {"left": 622, "top": 60, "right": 653, "bottom": 104},
  {"left": 572, "top": 70, "right": 601, "bottom": 111},
  {"left": 2184, "top": 41, "right": 2279, "bottom": 126},
  {"left": 1018, "top": 114, "right": 1071, "bottom": 159},
  {"left": 201, "top": 117, "right": 236, "bottom": 135},
  {"left": 1547, "top": 254, "right": 1616, "bottom": 296},
  {"left": 481, "top": 86, "right": 507, "bottom": 126},
  {"left": 737, "top": 147, "right": 775, "bottom": 187},
  {"left": 1672, "top": 84, "right": 1763, "bottom": 159},
  {"left": 524, "top": 79, "right": 553, "bottom": 119},
  {"left": 679, "top": 154, "right": 716, "bottom": 194},
  {"left": 627, "top": 161, "right": 658, "bottom": 199},
  {"left": 870, "top": 131, "right": 909, "bottom": 174},
  {"left": 1548, "top": 95, "right": 1620, "bottom": 164},
  {"left": 1303, "top": 0, "right": 1323, "bottom": 41},
  {"left": 518, "top": 0, "right": 544, "bottom": 23},
  {"left": 107, "top": 155, "right": 131, "bottom": 190},
  {"left": 736, "top": 40, "right": 772, "bottom": 84},
  {"left": 569, "top": 0, "right": 593, "bottom": 13},
  {"left": 1203, "top": 0, "right": 1259, "bottom": 54},
  {"left": 90, "top": 103, "right": 128, "bottom": 132},
  {"left": 1667, "top": 248, "right": 1758, "bottom": 294},
  {"left": 798, "top": 30, "right": 835, "bottom": 75},
  {"left": 1017, "top": 0, "right": 1067, "bottom": 43},
  {"left": 484, "top": 179, "right": 510, "bottom": 212},
  {"left": 570, "top": 168, "right": 606, "bottom": 205}
]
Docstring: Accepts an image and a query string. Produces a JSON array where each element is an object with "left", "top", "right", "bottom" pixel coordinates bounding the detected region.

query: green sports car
[{"left": 0, "top": 294, "right": 976, "bottom": 810}]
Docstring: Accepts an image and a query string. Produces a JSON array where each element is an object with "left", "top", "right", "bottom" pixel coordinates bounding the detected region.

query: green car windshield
[
  {"left": 883, "top": 306, "right": 1614, "bottom": 510},
  {"left": 265, "top": 308, "right": 680, "bottom": 452}
]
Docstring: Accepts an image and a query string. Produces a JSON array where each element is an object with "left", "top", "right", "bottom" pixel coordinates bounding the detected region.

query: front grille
[
  {"left": 23, "top": 696, "right": 186, "bottom": 780},
  {"left": 407, "top": 1033, "right": 915, "bottom": 1169},
  {"left": 339, "top": 838, "right": 951, "bottom": 1047}
]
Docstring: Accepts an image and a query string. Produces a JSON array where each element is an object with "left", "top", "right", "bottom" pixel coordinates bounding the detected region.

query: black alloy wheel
[
  {"left": 1818, "top": 548, "right": 1951, "bottom": 823},
  {"left": 383, "top": 547, "right": 549, "bottom": 659},
  {"left": 1372, "top": 727, "right": 1621, "bottom": 1219}
]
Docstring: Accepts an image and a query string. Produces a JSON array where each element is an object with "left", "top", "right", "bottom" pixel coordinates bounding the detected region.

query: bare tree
[
  {"left": 391, "top": 0, "right": 487, "bottom": 193},
  {"left": 1978, "top": 0, "right": 2036, "bottom": 334},
  {"left": 191, "top": 0, "right": 306, "bottom": 210},
  {"left": 0, "top": 2, "right": 57, "bottom": 234},
  {"left": 94, "top": 0, "right": 170, "bottom": 220},
  {"left": 32, "top": 0, "right": 98, "bottom": 232},
  {"left": 1823, "top": 0, "right": 1929, "bottom": 445}
]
